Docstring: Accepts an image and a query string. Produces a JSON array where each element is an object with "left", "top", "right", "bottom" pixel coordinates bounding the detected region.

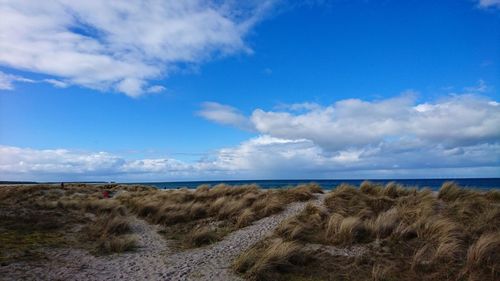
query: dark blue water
[{"left": 130, "top": 178, "right": 500, "bottom": 191}]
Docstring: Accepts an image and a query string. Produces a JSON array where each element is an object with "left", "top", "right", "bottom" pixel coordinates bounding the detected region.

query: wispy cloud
[
  {"left": 0, "top": 0, "right": 277, "bottom": 97},
  {"left": 0, "top": 70, "right": 71, "bottom": 90},
  {"left": 477, "top": 0, "right": 500, "bottom": 9},
  {"left": 0, "top": 71, "right": 35, "bottom": 90},
  {"left": 146, "top": 85, "right": 166, "bottom": 94},
  {"left": 198, "top": 102, "right": 255, "bottom": 131},
  {"left": 464, "top": 79, "right": 489, "bottom": 93},
  {"left": 43, "top": 79, "right": 69, "bottom": 88}
]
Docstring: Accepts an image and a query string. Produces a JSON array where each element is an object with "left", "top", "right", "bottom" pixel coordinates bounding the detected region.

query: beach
[{"left": 0, "top": 182, "right": 499, "bottom": 281}]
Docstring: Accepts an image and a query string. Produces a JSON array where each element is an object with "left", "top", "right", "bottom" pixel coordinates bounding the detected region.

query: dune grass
[
  {"left": 0, "top": 184, "right": 150, "bottom": 262},
  {"left": 234, "top": 181, "right": 500, "bottom": 281},
  {"left": 118, "top": 183, "right": 323, "bottom": 248},
  {"left": 0, "top": 182, "right": 323, "bottom": 262},
  {"left": 83, "top": 213, "right": 137, "bottom": 254}
]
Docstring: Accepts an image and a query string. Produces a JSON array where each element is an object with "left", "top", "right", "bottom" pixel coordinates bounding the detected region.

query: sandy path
[
  {"left": 163, "top": 194, "right": 325, "bottom": 281},
  {"left": 0, "top": 194, "right": 324, "bottom": 281}
]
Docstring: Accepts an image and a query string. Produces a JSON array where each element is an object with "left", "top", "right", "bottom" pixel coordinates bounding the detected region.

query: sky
[{"left": 0, "top": 0, "right": 499, "bottom": 182}]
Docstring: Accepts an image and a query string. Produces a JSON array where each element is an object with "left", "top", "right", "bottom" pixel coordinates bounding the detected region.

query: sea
[{"left": 131, "top": 178, "right": 500, "bottom": 191}]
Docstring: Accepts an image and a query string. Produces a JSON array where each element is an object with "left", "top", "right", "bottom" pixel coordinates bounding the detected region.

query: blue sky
[{"left": 0, "top": 0, "right": 499, "bottom": 181}]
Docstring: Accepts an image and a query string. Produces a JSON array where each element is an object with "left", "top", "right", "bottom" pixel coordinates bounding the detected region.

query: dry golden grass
[
  {"left": 275, "top": 203, "right": 328, "bottom": 243},
  {"left": 0, "top": 183, "right": 151, "bottom": 260},
  {"left": 183, "top": 226, "right": 222, "bottom": 248},
  {"left": 119, "top": 183, "right": 322, "bottom": 248},
  {"left": 233, "top": 238, "right": 307, "bottom": 281},
  {"left": 465, "top": 232, "right": 500, "bottom": 280},
  {"left": 96, "top": 235, "right": 137, "bottom": 254},
  {"left": 84, "top": 213, "right": 137, "bottom": 254},
  {"left": 234, "top": 182, "right": 500, "bottom": 281}
]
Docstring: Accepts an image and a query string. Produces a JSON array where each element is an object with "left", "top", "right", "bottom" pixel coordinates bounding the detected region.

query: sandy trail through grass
[
  {"left": 0, "top": 194, "right": 324, "bottom": 281},
  {"left": 162, "top": 194, "right": 325, "bottom": 281}
]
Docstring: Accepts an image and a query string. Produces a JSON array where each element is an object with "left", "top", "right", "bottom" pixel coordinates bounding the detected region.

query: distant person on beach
[{"left": 61, "top": 182, "right": 64, "bottom": 188}]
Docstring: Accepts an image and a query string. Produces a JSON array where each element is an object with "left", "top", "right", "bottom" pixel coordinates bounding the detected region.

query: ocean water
[{"left": 131, "top": 178, "right": 500, "bottom": 191}]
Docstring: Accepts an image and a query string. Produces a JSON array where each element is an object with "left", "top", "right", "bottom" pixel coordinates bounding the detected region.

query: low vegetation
[
  {"left": 5, "top": 181, "right": 496, "bottom": 280},
  {"left": 0, "top": 182, "right": 323, "bottom": 264},
  {"left": 0, "top": 183, "right": 149, "bottom": 264},
  {"left": 83, "top": 213, "right": 137, "bottom": 254},
  {"left": 119, "top": 183, "right": 323, "bottom": 248},
  {"left": 234, "top": 182, "right": 500, "bottom": 281}
]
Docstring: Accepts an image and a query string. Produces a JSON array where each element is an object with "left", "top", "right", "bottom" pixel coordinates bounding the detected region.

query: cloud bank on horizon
[
  {"left": 0, "top": 0, "right": 275, "bottom": 96},
  {"left": 2, "top": 93, "right": 499, "bottom": 181}
]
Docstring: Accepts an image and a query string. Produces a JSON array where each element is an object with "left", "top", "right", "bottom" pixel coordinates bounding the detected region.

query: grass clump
[
  {"left": 184, "top": 226, "right": 222, "bottom": 247},
  {"left": 233, "top": 238, "right": 308, "bottom": 281},
  {"left": 96, "top": 235, "right": 137, "bottom": 254},
  {"left": 84, "top": 213, "right": 137, "bottom": 254},
  {"left": 465, "top": 232, "right": 500, "bottom": 280}
]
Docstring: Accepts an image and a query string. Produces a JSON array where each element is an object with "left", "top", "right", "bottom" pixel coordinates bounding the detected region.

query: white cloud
[
  {"left": 1, "top": 94, "right": 499, "bottom": 181},
  {"left": 0, "top": 70, "right": 34, "bottom": 90},
  {"left": 0, "top": 0, "right": 276, "bottom": 96},
  {"left": 43, "top": 79, "right": 69, "bottom": 88},
  {"left": 245, "top": 95, "right": 500, "bottom": 151},
  {"left": 195, "top": 94, "right": 500, "bottom": 178},
  {"left": 1, "top": 135, "right": 499, "bottom": 181},
  {"left": 0, "top": 145, "right": 191, "bottom": 181},
  {"left": 198, "top": 102, "right": 254, "bottom": 130},
  {"left": 146, "top": 85, "right": 166, "bottom": 94},
  {"left": 477, "top": 0, "right": 500, "bottom": 8}
]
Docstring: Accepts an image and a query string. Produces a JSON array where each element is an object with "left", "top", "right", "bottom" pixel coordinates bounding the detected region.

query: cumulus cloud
[
  {"left": 477, "top": 0, "right": 500, "bottom": 8},
  {"left": 0, "top": 0, "right": 276, "bottom": 96},
  {"left": 1, "top": 135, "right": 499, "bottom": 181},
  {"left": 1, "top": 94, "right": 499, "bottom": 181},
  {"left": 246, "top": 95, "right": 500, "bottom": 151},
  {"left": 0, "top": 145, "right": 191, "bottom": 181},
  {"left": 195, "top": 94, "right": 500, "bottom": 178},
  {"left": 201, "top": 94, "right": 500, "bottom": 152}
]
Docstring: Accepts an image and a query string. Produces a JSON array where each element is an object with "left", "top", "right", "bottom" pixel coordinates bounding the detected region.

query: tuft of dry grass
[
  {"left": 184, "top": 226, "right": 221, "bottom": 248},
  {"left": 369, "top": 207, "right": 401, "bottom": 239},
  {"left": 96, "top": 235, "right": 137, "bottom": 254},
  {"left": 275, "top": 203, "right": 327, "bottom": 243},
  {"left": 84, "top": 213, "right": 137, "bottom": 254},
  {"left": 237, "top": 209, "right": 256, "bottom": 228},
  {"left": 438, "top": 181, "right": 479, "bottom": 202},
  {"left": 359, "top": 181, "right": 383, "bottom": 196},
  {"left": 233, "top": 238, "right": 307, "bottom": 281},
  {"left": 465, "top": 232, "right": 500, "bottom": 280},
  {"left": 333, "top": 216, "right": 370, "bottom": 245}
]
